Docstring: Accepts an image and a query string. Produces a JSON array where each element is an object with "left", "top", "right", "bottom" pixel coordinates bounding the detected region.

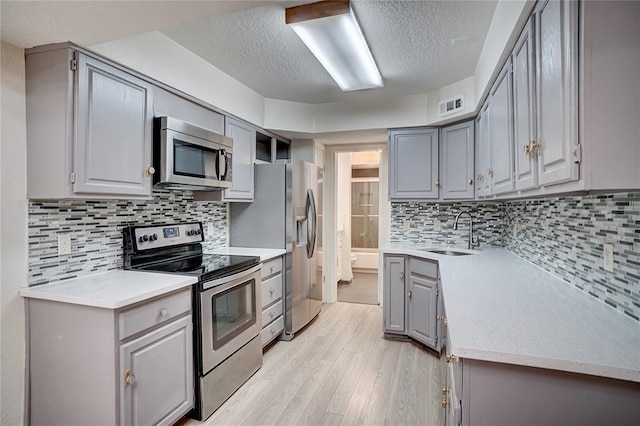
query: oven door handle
[{"left": 201, "top": 263, "right": 262, "bottom": 290}]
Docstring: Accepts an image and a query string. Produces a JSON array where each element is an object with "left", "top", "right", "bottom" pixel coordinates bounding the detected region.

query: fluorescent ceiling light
[{"left": 286, "top": 0, "right": 383, "bottom": 92}]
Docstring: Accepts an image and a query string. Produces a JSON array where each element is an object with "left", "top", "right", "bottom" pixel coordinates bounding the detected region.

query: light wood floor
[{"left": 180, "top": 302, "right": 445, "bottom": 426}]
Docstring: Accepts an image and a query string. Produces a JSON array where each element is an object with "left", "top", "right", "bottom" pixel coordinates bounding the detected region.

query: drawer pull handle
[
  {"left": 270, "top": 266, "right": 275, "bottom": 274},
  {"left": 269, "top": 288, "right": 275, "bottom": 294},
  {"left": 160, "top": 307, "right": 168, "bottom": 317},
  {"left": 125, "top": 370, "right": 136, "bottom": 386},
  {"left": 270, "top": 328, "right": 276, "bottom": 334}
]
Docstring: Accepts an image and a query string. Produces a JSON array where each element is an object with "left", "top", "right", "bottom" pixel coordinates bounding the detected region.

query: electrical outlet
[
  {"left": 512, "top": 223, "right": 519, "bottom": 238},
  {"left": 58, "top": 234, "right": 71, "bottom": 256},
  {"left": 403, "top": 219, "right": 411, "bottom": 231},
  {"left": 433, "top": 218, "right": 442, "bottom": 231},
  {"left": 207, "top": 222, "right": 214, "bottom": 236},
  {"left": 603, "top": 244, "right": 614, "bottom": 272}
]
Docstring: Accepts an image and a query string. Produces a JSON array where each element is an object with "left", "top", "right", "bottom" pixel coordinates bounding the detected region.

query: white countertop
[
  {"left": 19, "top": 270, "right": 197, "bottom": 309},
  {"left": 209, "top": 247, "right": 286, "bottom": 262},
  {"left": 381, "top": 244, "right": 640, "bottom": 383}
]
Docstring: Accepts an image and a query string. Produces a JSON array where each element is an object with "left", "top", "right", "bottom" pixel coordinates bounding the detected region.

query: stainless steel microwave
[{"left": 153, "top": 116, "right": 233, "bottom": 191}]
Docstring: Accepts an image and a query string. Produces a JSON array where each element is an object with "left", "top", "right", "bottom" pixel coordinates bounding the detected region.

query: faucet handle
[{"left": 471, "top": 236, "right": 480, "bottom": 248}]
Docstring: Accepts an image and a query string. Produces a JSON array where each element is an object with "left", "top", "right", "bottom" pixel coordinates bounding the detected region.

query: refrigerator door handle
[{"left": 306, "top": 189, "right": 317, "bottom": 259}]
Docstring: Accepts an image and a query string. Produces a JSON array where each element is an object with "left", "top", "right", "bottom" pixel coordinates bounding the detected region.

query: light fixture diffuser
[{"left": 286, "top": 0, "right": 383, "bottom": 92}]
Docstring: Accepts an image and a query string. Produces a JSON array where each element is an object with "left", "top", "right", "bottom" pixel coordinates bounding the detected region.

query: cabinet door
[
  {"left": 489, "top": 60, "right": 515, "bottom": 194},
  {"left": 388, "top": 129, "right": 439, "bottom": 200},
  {"left": 120, "top": 316, "right": 193, "bottom": 426},
  {"left": 408, "top": 274, "right": 438, "bottom": 349},
  {"left": 441, "top": 121, "right": 475, "bottom": 200},
  {"left": 223, "top": 117, "right": 255, "bottom": 201},
  {"left": 535, "top": 0, "right": 579, "bottom": 186},
  {"left": 476, "top": 102, "right": 492, "bottom": 197},
  {"left": 513, "top": 16, "right": 537, "bottom": 191},
  {"left": 383, "top": 256, "right": 405, "bottom": 334},
  {"left": 74, "top": 54, "right": 153, "bottom": 196}
]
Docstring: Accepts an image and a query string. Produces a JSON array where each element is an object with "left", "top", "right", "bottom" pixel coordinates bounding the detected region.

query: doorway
[{"left": 324, "top": 145, "right": 388, "bottom": 306}]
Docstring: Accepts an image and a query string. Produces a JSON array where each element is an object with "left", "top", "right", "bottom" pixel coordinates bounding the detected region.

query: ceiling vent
[{"left": 438, "top": 95, "right": 464, "bottom": 116}]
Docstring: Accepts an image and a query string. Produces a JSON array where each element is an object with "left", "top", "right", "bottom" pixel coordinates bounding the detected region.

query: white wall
[
  {"left": 90, "top": 31, "right": 266, "bottom": 127},
  {"left": 0, "top": 40, "right": 28, "bottom": 426},
  {"left": 473, "top": 0, "right": 535, "bottom": 107}
]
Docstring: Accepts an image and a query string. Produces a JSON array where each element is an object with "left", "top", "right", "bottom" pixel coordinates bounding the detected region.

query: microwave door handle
[{"left": 217, "top": 149, "right": 227, "bottom": 181}]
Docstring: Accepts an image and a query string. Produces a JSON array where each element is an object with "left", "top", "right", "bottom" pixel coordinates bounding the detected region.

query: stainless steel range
[{"left": 123, "top": 222, "right": 262, "bottom": 421}]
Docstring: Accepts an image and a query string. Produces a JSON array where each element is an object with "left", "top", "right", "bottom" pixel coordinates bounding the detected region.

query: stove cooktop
[{"left": 136, "top": 253, "right": 260, "bottom": 281}]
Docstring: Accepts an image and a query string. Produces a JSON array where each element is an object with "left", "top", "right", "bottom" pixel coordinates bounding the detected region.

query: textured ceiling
[
  {"left": 0, "top": 1, "right": 273, "bottom": 48},
  {"left": 161, "top": 0, "right": 498, "bottom": 104}
]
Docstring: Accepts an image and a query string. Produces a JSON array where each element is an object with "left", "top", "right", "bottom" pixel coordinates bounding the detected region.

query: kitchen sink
[{"left": 418, "top": 249, "right": 474, "bottom": 256}]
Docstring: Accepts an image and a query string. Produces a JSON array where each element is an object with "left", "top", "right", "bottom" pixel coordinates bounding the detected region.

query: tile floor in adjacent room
[
  {"left": 179, "top": 302, "right": 444, "bottom": 426},
  {"left": 337, "top": 272, "right": 379, "bottom": 305}
]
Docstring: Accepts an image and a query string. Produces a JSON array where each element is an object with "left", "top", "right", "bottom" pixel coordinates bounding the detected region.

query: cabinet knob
[
  {"left": 487, "top": 168, "right": 494, "bottom": 177},
  {"left": 125, "top": 370, "right": 136, "bottom": 386},
  {"left": 468, "top": 177, "right": 473, "bottom": 185},
  {"left": 270, "top": 266, "right": 275, "bottom": 274},
  {"left": 524, "top": 144, "right": 532, "bottom": 156},
  {"left": 442, "top": 386, "right": 447, "bottom": 396},
  {"left": 442, "top": 397, "right": 448, "bottom": 408},
  {"left": 446, "top": 352, "right": 454, "bottom": 363},
  {"left": 160, "top": 307, "right": 168, "bottom": 317},
  {"left": 270, "top": 311, "right": 275, "bottom": 319},
  {"left": 270, "top": 328, "right": 276, "bottom": 334},
  {"left": 443, "top": 317, "right": 448, "bottom": 327},
  {"left": 477, "top": 173, "right": 483, "bottom": 181},
  {"left": 146, "top": 166, "right": 156, "bottom": 176},
  {"left": 399, "top": 271, "right": 404, "bottom": 280},
  {"left": 269, "top": 288, "right": 275, "bottom": 294},
  {"left": 435, "top": 179, "right": 440, "bottom": 187},
  {"left": 407, "top": 290, "right": 413, "bottom": 299}
]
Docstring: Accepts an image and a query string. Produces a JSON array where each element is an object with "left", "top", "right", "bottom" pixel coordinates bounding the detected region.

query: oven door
[{"left": 200, "top": 264, "right": 262, "bottom": 373}]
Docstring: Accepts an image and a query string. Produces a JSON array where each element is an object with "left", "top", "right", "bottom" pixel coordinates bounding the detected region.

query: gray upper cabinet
[
  {"left": 512, "top": 16, "right": 537, "bottom": 191},
  {"left": 74, "top": 54, "right": 153, "bottom": 197},
  {"left": 383, "top": 256, "right": 406, "bottom": 334},
  {"left": 488, "top": 59, "right": 515, "bottom": 195},
  {"left": 222, "top": 117, "right": 256, "bottom": 202},
  {"left": 476, "top": 101, "right": 491, "bottom": 198},
  {"left": 441, "top": 120, "right": 475, "bottom": 200},
  {"left": 535, "top": 0, "right": 579, "bottom": 186},
  {"left": 25, "top": 45, "right": 154, "bottom": 199},
  {"left": 388, "top": 128, "right": 439, "bottom": 200}
]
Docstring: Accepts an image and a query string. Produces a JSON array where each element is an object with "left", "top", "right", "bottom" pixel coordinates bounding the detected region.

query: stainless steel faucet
[{"left": 453, "top": 210, "right": 480, "bottom": 249}]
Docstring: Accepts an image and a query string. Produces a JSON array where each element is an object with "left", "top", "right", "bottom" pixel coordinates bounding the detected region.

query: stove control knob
[
  {"left": 186, "top": 230, "right": 193, "bottom": 236},
  {"left": 140, "top": 235, "right": 149, "bottom": 242},
  {"left": 151, "top": 234, "right": 158, "bottom": 241},
  {"left": 196, "top": 229, "right": 202, "bottom": 235}
]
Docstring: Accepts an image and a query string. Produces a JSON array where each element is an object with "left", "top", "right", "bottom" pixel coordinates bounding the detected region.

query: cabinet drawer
[
  {"left": 260, "top": 316, "right": 284, "bottom": 347},
  {"left": 119, "top": 289, "right": 191, "bottom": 340},
  {"left": 261, "top": 257, "right": 283, "bottom": 279},
  {"left": 262, "top": 300, "right": 282, "bottom": 327},
  {"left": 261, "top": 274, "right": 283, "bottom": 309},
  {"left": 410, "top": 257, "right": 438, "bottom": 278}
]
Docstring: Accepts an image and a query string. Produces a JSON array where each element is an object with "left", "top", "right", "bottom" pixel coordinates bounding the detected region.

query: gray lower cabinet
[
  {"left": 440, "top": 120, "right": 475, "bottom": 200},
  {"left": 26, "top": 44, "right": 154, "bottom": 199},
  {"left": 388, "top": 128, "right": 439, "bottom": 200},
  {"left": 443, "top": 355, "right": 640, "bottom": 425},
  {"left": 260, "top": 256, "right": 285, "bottom": 347},
  {"left": 28, "top": 289, "right": 194, "bottom": 426},
  {"left": 407, "top": 257, "right": 441, "bottom": 351},
  {"left": 383, "top": 255, "right": 442, "bottom": 353},
  {"left": 383, "top": 255, "right": 406, "bottom": 334}
]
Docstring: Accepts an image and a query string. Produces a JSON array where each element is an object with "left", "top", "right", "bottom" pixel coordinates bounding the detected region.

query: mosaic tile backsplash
[
  {"left": 390, "top": 192, "right": 640, "bottom": 321},
  {"left": 504, "top": 192, "right": 640, "bottom": 321},
  {"left": 28, "top": 189, "right": 227, "bottom": 286},
  {"left": 390, "top": 201, "right": 506, "bottom": 247}
]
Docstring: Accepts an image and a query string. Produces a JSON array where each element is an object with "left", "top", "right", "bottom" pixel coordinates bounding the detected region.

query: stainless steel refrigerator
[{"left": 230, "top": 161, "right": 322, "bottom": 339}]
